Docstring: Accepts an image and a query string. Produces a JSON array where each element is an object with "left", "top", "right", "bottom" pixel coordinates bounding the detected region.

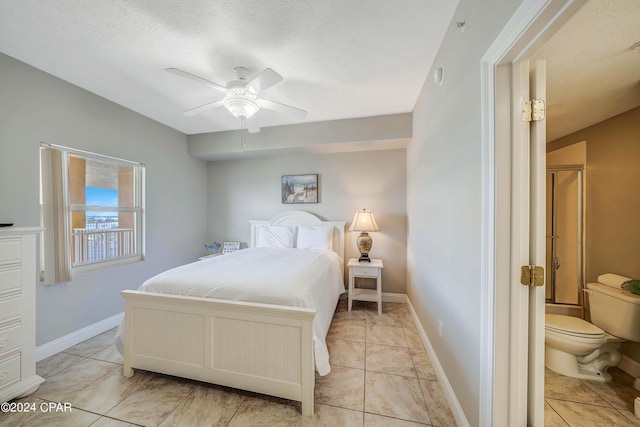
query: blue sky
[{"left": 86, "top": 187, "right": 117, "bottom": 218}]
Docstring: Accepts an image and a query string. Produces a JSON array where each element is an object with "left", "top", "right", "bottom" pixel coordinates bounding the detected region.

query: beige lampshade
[{"left": 349, "top": 210, "right": 380, "bottom": 232}]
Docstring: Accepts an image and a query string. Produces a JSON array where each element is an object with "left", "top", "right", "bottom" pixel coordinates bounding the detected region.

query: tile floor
[
  {"left": 544, "top": 366, "right": 640, "bottom": 426},
  {"left": 1, "top": 301, "right": 457, "bottom": 427},
  {"left": 4, "top": 300, "right": 639, "bottom": 426}
]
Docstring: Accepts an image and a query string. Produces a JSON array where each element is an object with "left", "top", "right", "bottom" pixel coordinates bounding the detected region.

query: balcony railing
[{"left": 73, "top": 228, "right": 134, "bottom": 265}]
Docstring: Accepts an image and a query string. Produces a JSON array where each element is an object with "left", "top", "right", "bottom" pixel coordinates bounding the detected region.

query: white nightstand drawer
[
  {"left": 0, "top": 352, "right": 21, "bottom": 390},
  {"left": 0, "top": 324, "right": 21, "bottom": 356},
  {"left": 351, "top": 266, "right": 379, "bottom": 277}
]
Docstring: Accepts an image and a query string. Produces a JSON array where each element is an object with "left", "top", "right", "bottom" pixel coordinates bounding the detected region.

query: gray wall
[
  {"left": 407, "top": 0, "right": 524, "bottom": 425},
  {"left": 207, "top": 149, "right": 407, "bottom": 293},
  {"left": 0, "top": 53, "right": 208, "bottom": 345},
  {"left": 0, "top": 2, "right": 534, "bottom": 420}
]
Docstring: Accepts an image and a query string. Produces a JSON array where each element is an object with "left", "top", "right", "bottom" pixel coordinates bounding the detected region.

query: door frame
[{"left": 479, "top": 0, "right": 587, "bottom": 425}]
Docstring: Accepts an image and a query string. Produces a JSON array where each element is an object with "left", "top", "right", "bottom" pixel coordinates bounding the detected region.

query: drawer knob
[{"left": 0, "top": 339, "right": 7, "bottom": 348}]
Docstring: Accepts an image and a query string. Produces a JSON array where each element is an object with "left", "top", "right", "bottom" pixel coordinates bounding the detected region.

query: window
[{"left": 40, "top": 143, "right": 145, "bottom": 282}]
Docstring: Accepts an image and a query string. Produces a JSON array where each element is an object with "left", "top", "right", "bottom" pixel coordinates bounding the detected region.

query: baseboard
[
  {"left": 36, "top": 312, "right": 124, "bottom": 362},
  {"left": 619, "top": 355, "right": 640, "bottom": 379},
  {"left": 406, "top": 299, "right": 470, "bottom": 427}
]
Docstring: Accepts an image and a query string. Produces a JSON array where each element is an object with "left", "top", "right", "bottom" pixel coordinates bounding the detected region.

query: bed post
[
  {"left": 122, "top": 295, "right": 133, "bottom": 377},
  {"left": 301, "top": 317, "right": 315, "bottom": 417}
]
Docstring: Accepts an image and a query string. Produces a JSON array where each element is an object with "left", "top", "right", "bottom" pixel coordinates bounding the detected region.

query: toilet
[{"left": 545, "top": 281, "right": 640, "bottom": 382}]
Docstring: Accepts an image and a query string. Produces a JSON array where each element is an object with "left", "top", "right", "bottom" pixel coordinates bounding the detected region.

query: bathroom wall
[
  {"left": 547, "top": 106, "right": 640, "bottom": 365},
  {"left": 547, "top": 140, "right": 586, "bottom": 166}
]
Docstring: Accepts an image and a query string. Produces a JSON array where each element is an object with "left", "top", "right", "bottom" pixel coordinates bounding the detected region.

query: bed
[{"left": 118, "top": 211, "right": 345, "bottom": 417}]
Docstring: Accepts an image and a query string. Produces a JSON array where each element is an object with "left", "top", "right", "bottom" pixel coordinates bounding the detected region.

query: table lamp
[{"left": 349, "top": 209, "right": 380, "bottom": 262}]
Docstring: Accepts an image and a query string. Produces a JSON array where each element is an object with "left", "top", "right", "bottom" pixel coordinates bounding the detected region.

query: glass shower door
[{"left": 546, "top": 169, "right": 583, "bottom": 305}]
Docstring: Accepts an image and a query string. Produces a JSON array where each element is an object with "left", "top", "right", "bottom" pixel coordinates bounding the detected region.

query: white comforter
[{"left": 116, "top": 247, "right": 345, "bottom": 376}]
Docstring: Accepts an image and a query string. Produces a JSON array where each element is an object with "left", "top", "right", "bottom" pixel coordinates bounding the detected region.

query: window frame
[{"left": 41, "top": 142, "right": 146, "bottom": 276}]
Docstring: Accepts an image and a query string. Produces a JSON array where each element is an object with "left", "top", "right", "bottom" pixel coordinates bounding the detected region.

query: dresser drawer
[
  {"left": 0, "top": 298, "right": 21, "bottom": 324},
  {"left": 0, "top": 238, "right": 21, "bottom": 264},
  {"left": 0, "top": 266, "right": 21, "bottom": 295},
  {"left": 351, "top": 266, "right": 380, "bottom": 278},
  {"left": 0, "top": 324, "right": 21, "bottom": 356},
  {"left": 0, "top": 352, "right": 21, "bottom": 390}
]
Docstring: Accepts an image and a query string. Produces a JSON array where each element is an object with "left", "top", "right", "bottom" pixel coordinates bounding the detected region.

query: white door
[
  {"left": 509, "top": 59, "right": 547, "bottom": 426},
  {"left": 484, "top": 1, "right": 584, "bottom": 425},
  {"left": 528, "top": 60, "right": 547, "bottom": 427}
]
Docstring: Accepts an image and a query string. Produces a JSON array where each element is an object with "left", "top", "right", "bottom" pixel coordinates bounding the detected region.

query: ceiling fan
[{"left": 166, "top": 66, "right": 307, "bottom": 133}]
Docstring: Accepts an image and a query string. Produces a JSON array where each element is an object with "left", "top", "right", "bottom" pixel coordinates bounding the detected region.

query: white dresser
[{"left": 0, "top": 227, "right": 44, "bottom": 403}]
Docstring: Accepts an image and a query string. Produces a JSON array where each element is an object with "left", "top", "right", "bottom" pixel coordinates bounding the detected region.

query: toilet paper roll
[{"left": 598, "top": 273, "right": 632, "bottom": 289}]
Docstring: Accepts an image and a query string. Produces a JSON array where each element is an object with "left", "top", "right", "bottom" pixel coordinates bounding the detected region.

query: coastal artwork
[{"left": 281, "top": 174, "right": 318, "bottom": 204}]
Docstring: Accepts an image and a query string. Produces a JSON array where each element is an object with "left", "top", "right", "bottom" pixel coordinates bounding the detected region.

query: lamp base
[
  {"left": 356, "top": 231, "right": 373, "bottom": 262},
  {"left": 358, "top": 253, "right": 371, "bottom": 262}
]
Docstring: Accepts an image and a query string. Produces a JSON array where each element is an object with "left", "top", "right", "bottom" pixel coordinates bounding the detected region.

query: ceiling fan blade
[
  {"left": 182, "top": 100, "right": 225, "bottom": 117},
  {"left": 260, "top": 99, "right": 307, "bottom": 120},
  {"left": 246, "top": 68, "right": 283, "bottom": 94},
  {"left": 246, "top": 116, "right": 261, "bottom": 133},
  {"left": 166, "top": 68, "right": 227, "bottom": 93}
]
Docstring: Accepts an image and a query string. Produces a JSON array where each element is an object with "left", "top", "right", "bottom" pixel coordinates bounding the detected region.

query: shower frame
[{"left": 546, "top": 165, "right": 584, "bottom": 306}]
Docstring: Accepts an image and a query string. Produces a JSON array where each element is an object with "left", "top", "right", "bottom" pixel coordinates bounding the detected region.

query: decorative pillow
[
  {"left": 255, "top": 226, "right": 295, "bottom": 248},
  {"left": 296, "top": 226, "right": 333, "bottom": 250}
]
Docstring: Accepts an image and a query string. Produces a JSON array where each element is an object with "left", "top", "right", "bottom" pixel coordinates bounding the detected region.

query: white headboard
[{"left": 249, "top": 211, "right": 346, "bottom": 260}]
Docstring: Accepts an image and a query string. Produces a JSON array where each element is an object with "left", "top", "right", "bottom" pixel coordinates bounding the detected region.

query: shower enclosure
[{"left": 546, "top": 168, "right": 584, "bottom": 309}]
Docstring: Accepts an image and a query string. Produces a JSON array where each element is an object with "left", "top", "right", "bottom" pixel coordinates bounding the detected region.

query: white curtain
[{"left": 41, "top": 147, "right": 72, "bottom": 284}]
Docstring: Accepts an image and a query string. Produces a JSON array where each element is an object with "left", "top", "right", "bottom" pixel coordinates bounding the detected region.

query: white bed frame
[{"left": 121, "top": 211, "right": 345, "bottom": 417}]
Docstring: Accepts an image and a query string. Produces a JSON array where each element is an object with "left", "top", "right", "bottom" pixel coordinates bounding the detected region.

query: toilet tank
[{"left": 586, "top": 282, "right": 640, "bottom": 342}]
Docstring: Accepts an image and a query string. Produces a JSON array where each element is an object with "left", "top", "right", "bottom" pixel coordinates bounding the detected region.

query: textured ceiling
[
  {"left": 0, "top": 0, "right": 459, "bottom": 135},
  {"left": 531, "top": 0, "right": 640, "bottom": 142},
  {"left": 2, "top": 1, "right": 635, "bottom": 143}
]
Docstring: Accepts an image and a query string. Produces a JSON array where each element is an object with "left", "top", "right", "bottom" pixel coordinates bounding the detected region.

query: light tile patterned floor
[
  {"left": 544, "top": 367, "right": 640, "bottom": 426},
  {"left": 6, "top": 300, "right": 637, "bottom": 426},
  {"left": 0, "top": 301, "right": 457, "bottom": 426}
]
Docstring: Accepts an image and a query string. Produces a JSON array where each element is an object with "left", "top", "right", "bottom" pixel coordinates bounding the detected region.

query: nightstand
[
  {"left": 348, "top": 258, "right": 384, "bottom": 314},
  {"left": 199, "top": 253, "right": 222, "bottom": 260}
]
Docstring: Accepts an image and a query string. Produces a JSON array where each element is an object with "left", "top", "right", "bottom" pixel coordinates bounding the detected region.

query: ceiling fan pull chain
[{"left": 240, "top": 117, "right": 247, "bottom": 151}]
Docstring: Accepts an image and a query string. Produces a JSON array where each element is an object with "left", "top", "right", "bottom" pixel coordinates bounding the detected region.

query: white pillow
[
  {"left": 296, "top": 226, "right": 333, "bottom": 250},
  {"left": 256, "top": 226, "right": 295, "bottom": 248}
]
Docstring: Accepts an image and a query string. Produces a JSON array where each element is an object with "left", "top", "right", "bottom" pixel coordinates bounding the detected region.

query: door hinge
[
  {"left": 521, "top": 265, "right": 544, "bottom": 287},
  {"left": 522, "top": 99, "right": 545, "bottom": 122}
]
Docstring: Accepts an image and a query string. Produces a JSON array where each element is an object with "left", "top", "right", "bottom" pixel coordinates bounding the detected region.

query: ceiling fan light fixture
[
  {"left": 168, "top": 66, "right": 306, "bottom": 127},
  {"left": 223, "top": 93, "right": 261, "bottom": 118}
]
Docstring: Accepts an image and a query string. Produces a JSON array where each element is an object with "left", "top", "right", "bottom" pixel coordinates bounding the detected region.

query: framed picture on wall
[{"left": 281, "top": 174, "right": 318, "bottom": 204}]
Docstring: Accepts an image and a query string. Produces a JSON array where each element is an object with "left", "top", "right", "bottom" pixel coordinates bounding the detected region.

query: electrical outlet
[{"left": 438, "top": 321, "right": 443, "bottom": 339}]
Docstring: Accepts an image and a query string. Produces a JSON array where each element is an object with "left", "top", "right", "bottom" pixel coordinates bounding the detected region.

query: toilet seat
[{"left": 545, "top": 314, "right": 605, "bottom": 339}]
